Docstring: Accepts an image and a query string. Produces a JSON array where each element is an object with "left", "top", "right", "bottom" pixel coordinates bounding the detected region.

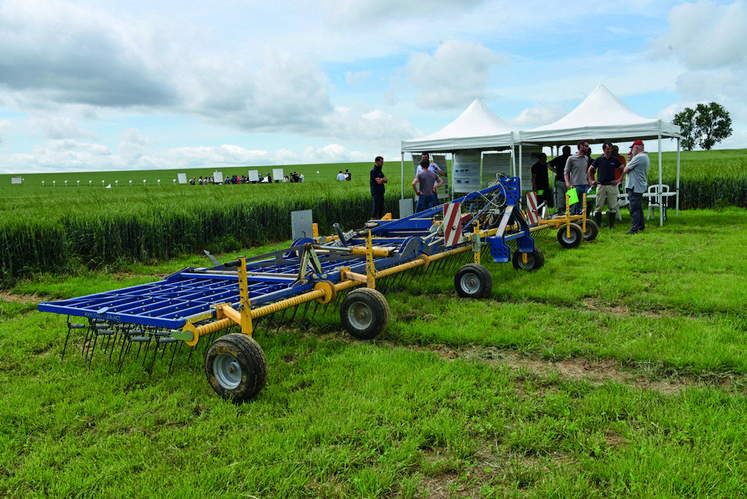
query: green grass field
[{"left": 1, "top": 203, "right": 746, "bottom": 497}]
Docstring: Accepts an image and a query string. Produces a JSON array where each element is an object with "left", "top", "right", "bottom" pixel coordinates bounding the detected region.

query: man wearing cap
[
  {"left": 623, "top": 140, "right": 650, "bottom": 234},
  {"left": 564, "top": 141, "right": 591, "bottom": 216}
]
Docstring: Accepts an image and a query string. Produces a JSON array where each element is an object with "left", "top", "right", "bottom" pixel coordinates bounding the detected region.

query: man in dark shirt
[
  {"left": 369, "top": 156, "right": 388, "bottom": 219},
  {"left": 531, "top": 153, "right": 553, "bottom": 208},
  {"left": 588, "top": 142, "right": 624, "bottom": 228},
  {"left": 548, "top": 145, "right": 571, "bottom": 214}
]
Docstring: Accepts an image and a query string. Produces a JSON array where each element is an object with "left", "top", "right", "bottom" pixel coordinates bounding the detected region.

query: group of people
[
  {"left": 368, "top": 152, "right": 447, "bottom": 220},
  {"left": 531, "top": 139, "right": 650, "bottom": 234},
  {"left": 337, "top": 169, "right": 352, "bottom": 181},
  {"left": 188, "top": 171, "right": 307, "bottom": 184},
  {"left": 369, "top": 141, "right": 650, "bottom": 235}
]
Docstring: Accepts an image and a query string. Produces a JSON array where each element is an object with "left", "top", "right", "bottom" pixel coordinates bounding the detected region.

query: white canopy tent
[
  {"left": 519, "top": 84, "right": 681, "bottom": 225},
  {"left": 400, "top": 98, "right": 516, "bottom": 199}
]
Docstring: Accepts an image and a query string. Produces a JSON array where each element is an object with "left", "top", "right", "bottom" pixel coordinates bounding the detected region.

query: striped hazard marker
[
  {"left": 526, "top": 191, "right": 539, "bottom": 225},
  {"left": 443, "top": 202, "right": 463, "bottom": 247}
]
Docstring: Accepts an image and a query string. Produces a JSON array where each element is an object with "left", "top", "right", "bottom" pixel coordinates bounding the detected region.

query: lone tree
[{"left": 673, "top": 102, "right": 733, "bottom": 151}]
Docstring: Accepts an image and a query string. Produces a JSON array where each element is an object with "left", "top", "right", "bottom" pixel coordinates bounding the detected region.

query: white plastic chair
[
  {"left": 615, "top": 187, "right": 628, "bottom": 221},
  {"left": 646, "top": 184, "right": 670, "bottom": 221}
]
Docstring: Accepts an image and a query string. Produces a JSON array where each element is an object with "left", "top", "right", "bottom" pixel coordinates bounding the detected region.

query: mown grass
[{"left": 1, "top": 207, "right": 745, "bottom": 497}]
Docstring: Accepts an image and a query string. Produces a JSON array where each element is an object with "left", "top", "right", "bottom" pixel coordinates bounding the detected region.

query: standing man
[
  {"left": 549, "top": 145, "right": 571, "bottom": 214},
  {"left": 623, "top": 140, "right": 650, "bottom": 234},
  {"left": 531, "top": 153, "right": 554, "bottom": 209},
  {"left": 370, "top": 156, "right": 388, "bottom": 219},
  {"left": 588, "top": 142, "right": 624, "bottom": 229},
  {"left": 417, "top": 152, "right": 444, "bottom": 204},
  {"left": 564, "top": 141, "right": 591, "bottom": 216},
  {"left": 412, "top": 165, "right": 443, "bottom": 212}
]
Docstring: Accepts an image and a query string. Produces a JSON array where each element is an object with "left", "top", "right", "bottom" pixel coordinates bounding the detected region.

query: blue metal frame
[{"left": 38, "top": 177, "right": 535, "bottom": 330}]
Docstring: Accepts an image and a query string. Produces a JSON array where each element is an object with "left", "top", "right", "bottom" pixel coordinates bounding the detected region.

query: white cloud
[
  {"left": 28, "top": 115, "right": 99, "bottom": 140},
  {"left": 320, "top": 0, "right": 487, "bottom": 26},
  {"left": 302, "top": 143, "right": 368, "bottom": 163},
  {"left": 0, "top": 0, "right": 334, "bottom": 135},
  {"left": 1, "top": 0, "right": 746, "bottom": 174},
  {"left": 407, "top": 40, "right": 510, "bottom": 109},
  {"left": 511, "top": 104, "right": 567, "bottom": 128},
  {"left": 651, "top": 0, "right": 747, "bottom": 70},
  {"left": 345, "top": 71, "right": 371, "bottom": 85}
]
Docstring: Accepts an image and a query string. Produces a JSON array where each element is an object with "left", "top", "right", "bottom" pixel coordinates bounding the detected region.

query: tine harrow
[{"left": 39, "top": 176, "right": 545, "bottom": 403}]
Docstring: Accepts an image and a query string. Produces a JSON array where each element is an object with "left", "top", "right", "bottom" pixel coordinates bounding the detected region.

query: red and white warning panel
[
  {"left": 526, "top": 192, "right": 539, "bottom": 225},
  {"left": 443, "top": 202, "right": 463, "bottom": 246}
]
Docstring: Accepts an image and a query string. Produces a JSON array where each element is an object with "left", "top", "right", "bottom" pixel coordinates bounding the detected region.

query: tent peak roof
[
  {"left": 417, "top": 98, "right": 513, "bottom": 140},
  {"left": 529, "top": 84, "right": 655, "bottom": 131}
]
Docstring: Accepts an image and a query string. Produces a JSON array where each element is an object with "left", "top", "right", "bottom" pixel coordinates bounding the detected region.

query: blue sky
[{"left": 1, "top": 0, "right": 746, "bottom": 174}]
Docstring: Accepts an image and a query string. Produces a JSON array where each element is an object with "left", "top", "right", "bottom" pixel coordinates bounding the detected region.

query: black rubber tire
[
  {"left": 454, "top": 264, "right": 493, "bottom": 298},
  {"left": 573, "top": 220, "right": 599, "bottom": 241},
  {"left": 557, "top": 223, "right": 583, "bottom": 249},
  {"left": 205, "top": 333, "right": 268, "bottom": 403},
  {"left": 512, "top": 247, "right": 545, "bottom": 271},
  {"left": 340, "top": 288, "right": 390, "bottom": 340}
]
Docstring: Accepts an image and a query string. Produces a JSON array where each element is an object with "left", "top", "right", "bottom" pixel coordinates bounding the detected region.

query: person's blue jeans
[
  {"left": 569, "top": 185, "right": 587, "bottom": 215},
  {"left": 627, "top": 189, "right": 644, "bottom": 232},
  {"left": 415, "top": 194, "right": 438, "bottom": 213}
]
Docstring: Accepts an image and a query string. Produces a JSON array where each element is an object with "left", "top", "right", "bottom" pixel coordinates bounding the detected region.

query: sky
[{"left": 1, "top": 0, "right": 746, "bottom": 174}]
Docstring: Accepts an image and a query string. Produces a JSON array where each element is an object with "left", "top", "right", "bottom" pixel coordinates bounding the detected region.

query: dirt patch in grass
[
  {"left": 426, "top": 343, "right": 696, "bottom": 394},
  {"left": 306, "top": 330, "right": 715, "bottom": 393},
  {"left": 0, "top": 292, "right": 41, "bottom": 305}
]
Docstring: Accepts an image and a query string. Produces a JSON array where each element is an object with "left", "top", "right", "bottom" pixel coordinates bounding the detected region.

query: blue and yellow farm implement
[
  {"left": 39, "top": 176, "right": 544, "bottom": 402},
  {"left": 520, "top": 191, "right": 599, "bottom": 248}
]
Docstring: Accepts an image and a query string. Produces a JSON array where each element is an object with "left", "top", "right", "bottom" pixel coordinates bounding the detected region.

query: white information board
[
  {"left": 213, "top": 171, "right": 224, "bottom": 184},
  {"left": 11, "top": 176, "right": 22, "bottom": 185},
  {"left": 177, "top": 173, "right": 188, "bottom": 184},
  {"left": 482, "top": 152, "right": 513, "bottom": 187},
  {"left": 272, "top": 168, "right": 284, "bottom": 183},
  {"left": 452, "top": 151, "right": 482, "bottom": 194},
  {"left": 248, "top": 170, "right": 259, "bottom": 182}
]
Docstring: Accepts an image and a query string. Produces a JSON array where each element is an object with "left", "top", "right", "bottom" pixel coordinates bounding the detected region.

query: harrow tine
[
  {"left": 274, "top": 307, "right": 287, "bottom": 334},
  {"left": 88, "top": 326, "right": 116, "bottom": 367},
  {"left": 62, "top": 317, "right": 87, "bottom": 361},
  {"left": 310, "top": 300, "right": 321, "bottom": 322},
  {"left": 81, "top": 321, "right": 96, "bottom": 360},
  {"left": 253, "top": 315, "right": 266, "bottom": 335},
  {"left": 84, "top": 322, "right": 104, "bottom": 365},
  {"left": 298, "top": 300, "right": 312, "bottom": 331},
  {"left": 117, "top": 328, "right": 134, "bottom": 373},
  {"left": 185, "top": 339, "right": 195, "bottom": 366},
  {"left": 287, "top": 304, "right": 301, "bottom": 330},
  {"left": 265, "top": 311, "right": 277, "bottom": 334},
  {"left": 166, "top": 337, "right": 180, "bottom": 375}
]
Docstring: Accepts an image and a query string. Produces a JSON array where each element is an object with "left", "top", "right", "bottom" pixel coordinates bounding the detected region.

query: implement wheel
[
  {"left": 557, "top": 223, "right": 583, "bottom": 249},
  {"left": 341, "top": 288, "right": 390, "bottom": 340},
  {"left": 512, "top": 247, "right": 545, "bottom": 271},
  {"left": 573, "top": 220, "right": 599, "bottom": 241},
  {"left": 454, "top": 263, "right": 493, "bottom": 298},
  {"left": 205, "top": 333, "right": 268, "bottom": 403}
]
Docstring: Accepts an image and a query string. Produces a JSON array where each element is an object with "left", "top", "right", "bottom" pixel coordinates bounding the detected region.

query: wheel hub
[
  {"left": 460, "top": 273, "right": 480, "bottom": 294},
  {"left": 213, "top": 353, "right": 242, "bottom": 389},
  {"left": 349, "top": 302, "right": 372, "bottom": 328}
]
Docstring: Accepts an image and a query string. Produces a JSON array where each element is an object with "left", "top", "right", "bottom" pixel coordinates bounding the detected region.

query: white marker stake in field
[{"left": 443, "top": 202, "right": 463, "bottom": 247}]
